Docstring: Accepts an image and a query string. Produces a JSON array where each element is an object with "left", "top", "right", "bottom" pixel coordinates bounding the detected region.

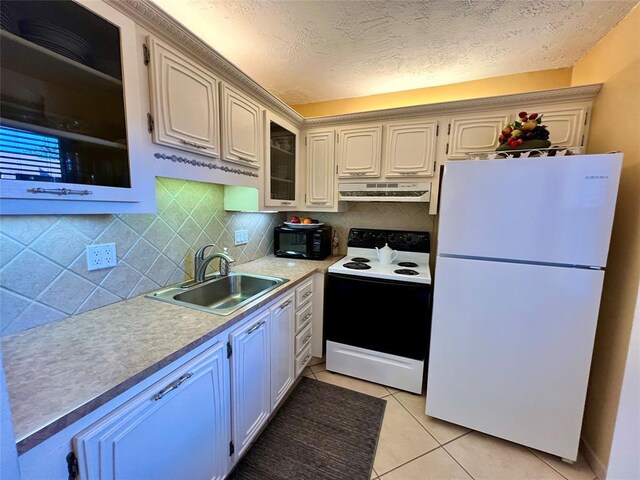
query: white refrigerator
[{"left": 426, "top": 153, "right": 623, "bottom": 461}]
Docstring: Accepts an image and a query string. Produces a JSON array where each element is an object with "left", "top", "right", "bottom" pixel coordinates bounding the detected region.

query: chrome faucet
[
  {"left": 194, "top": 244, "right": 235, "bottom": 283},
  {"left": 194, "top": 244, "right": 215, "bottom": 280}
]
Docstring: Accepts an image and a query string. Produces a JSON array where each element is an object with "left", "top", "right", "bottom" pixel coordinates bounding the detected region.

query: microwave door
[{"left": 278, "top": 230, "right": 311, "bottom": 257}]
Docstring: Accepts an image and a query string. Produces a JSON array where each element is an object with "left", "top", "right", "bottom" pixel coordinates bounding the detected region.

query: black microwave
[{"left": 274, "top": 225, "right": 332, "bottom": 260}]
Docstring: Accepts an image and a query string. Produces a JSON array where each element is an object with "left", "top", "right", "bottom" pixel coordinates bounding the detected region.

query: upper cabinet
[
  {"left": 305, "top": 129, "right": 336, "bottom": 208},
  {"left": 220, "top": 83, "right": 262, "bottom": 169},
  {"left": 337, "top": 124, "right": 382, "bottom": 178},
  {"left": 384, "top": 120, "right": 438, "bottom": 178},
  {"left": 147, "top": 37, "right": 220, "bottom": 158},
  {"left": 0, "top": 0, "right": 149, "bottom": 211},
  {"left": 447, "top": 112, "right": 512, "bottom": 159},
  {"left": 520, "top": 105, "right": 589, "bottom": 147},
  {"left": 446, "top": 104, "right": 591, "bottom": 159},
  {"left": 264, "top": 112, "right": 299, "bottom": 208}
]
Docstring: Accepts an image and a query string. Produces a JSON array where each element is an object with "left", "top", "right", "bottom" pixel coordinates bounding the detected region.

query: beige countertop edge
[{"left": 2, "top": 255, "right": 341, "bottom": 453}]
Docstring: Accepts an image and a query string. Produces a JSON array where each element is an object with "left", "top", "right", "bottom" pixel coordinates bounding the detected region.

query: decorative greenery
[{"left": 498, "top": 112, "right": 551, "bottom": 149}]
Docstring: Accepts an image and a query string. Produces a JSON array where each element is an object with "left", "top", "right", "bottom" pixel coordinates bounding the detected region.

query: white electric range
[{"left": 325, "top": 228, "right": 433, "bottom": 393}]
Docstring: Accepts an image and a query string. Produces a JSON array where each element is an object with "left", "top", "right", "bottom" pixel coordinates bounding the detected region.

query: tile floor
[{"left": 302, "top": 364, "right": 597, "bottom": 480}]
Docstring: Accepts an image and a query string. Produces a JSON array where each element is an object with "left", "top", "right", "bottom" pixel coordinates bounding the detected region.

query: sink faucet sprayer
[{"left": 194, "top": 244, "right": 235, "bottom": 283}]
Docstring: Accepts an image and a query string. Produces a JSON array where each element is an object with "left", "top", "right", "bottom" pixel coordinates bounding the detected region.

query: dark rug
[{"left": 228, "top": 376, "right": 387, "bottom": 480}]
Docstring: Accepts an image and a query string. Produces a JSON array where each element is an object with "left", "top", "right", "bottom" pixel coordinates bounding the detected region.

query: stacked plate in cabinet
[{"left": 18, "top": 20, "right": 91, "bottom": 65}]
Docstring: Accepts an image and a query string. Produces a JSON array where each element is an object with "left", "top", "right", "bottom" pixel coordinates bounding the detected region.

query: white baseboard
[{"left": 580, "top": 437, "right": 607, "bottom": 480}]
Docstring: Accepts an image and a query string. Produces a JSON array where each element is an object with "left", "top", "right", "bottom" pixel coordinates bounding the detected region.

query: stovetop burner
[
  {"left": 394, "top": 268, "right": 419, "bottom": 276},
  {"left": 351, "top": 257, "right": 371, "bottom": 263},
  {"left": 344, "top": 262, "right": 371, "bottom": 270},
  {"left": 397, "top": 262, "right": 418, "bottom": 268}
]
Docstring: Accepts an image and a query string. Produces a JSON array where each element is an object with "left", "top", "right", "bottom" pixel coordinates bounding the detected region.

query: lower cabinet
[
  {"left": 73, "top": 342, "right": 230, "bottom": 480},
  {"left": 270, "top": 293, "right": 295, "bottom": 409},
  {"left": 229, "top": 309, "right": 271, "bottom": 460},
  {"left": 22, "top": 283, "right": 317, "bottom": 479}
]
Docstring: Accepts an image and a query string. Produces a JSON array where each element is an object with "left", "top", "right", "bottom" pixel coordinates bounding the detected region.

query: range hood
[{"left": 338, "top": 182, "right": 431, "bottom": 202}]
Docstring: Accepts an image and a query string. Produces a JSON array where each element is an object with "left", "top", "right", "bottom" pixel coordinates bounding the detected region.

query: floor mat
[{"left": 228, "top": 376, "right": 386, "bottom": 480}]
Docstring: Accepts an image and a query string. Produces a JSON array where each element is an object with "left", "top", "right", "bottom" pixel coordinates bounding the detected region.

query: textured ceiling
[{"left": 151, "top": 0, "right": 637, "bottom": 106}]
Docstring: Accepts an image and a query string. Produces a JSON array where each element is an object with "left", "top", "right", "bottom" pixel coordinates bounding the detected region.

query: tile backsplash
[
  {"left": 0, "top": 178, "right": 284, "bottom": 336},
  {"left": 1, "top": 183, "right": 436, "bottom": 336}
]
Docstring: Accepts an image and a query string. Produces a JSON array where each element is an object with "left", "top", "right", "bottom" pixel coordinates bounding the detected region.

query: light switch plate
[
  {"left": 234, "top": 229, "right": 248, "bottom": 246},
  {"left": 86, "top": 243, "right": 117, "bottom": 271}
]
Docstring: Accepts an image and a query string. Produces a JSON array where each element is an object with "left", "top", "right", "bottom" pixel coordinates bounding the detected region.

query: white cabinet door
[
  {"left": 447, "top": 113, "right": 511, "bottom": 159},
  {"left": 0, "top": 0, "right": 150, "bottom": 209},
  {"left": 74, "top": 342, "right": 230, "bottom": 480},
  {"left": 270, "top": 293, "right": 295, "bottom": 409},
  {"left": 337, "top": 124, "right": 382, "bottom": 177},
  {"left": 229, "top": 310, "right": 271, "bottom": 459},
  {"left": 221, "top": 83, "right": 262, "bottom": 169},
  {"left": 305, "top": 129, "right": 335, "bottom": 208},
  {"left": 525, "top": 106, "right": 589, "bottom": 147},
  {"left": 384, "top": 120, "right": 437, "bottom": 177},
  {"left": 147, "top": 37, "right": 220, "bottom": 158},
  {"left": 265, "top": 111, "right": 299, "bottom": 209}
]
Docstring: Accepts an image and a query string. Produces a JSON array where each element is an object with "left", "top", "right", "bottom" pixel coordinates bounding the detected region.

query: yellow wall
[
  {"left": 292, "top": 68, "right": 573, "bottom": 117},
  {"left": 571, "top": 5, "right": 640, "bottom": 473}
]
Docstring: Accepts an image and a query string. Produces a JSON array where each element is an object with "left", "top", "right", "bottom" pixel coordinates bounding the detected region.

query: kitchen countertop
[{"left": 1, "top": 254, "right": 341, "bottom": 453}]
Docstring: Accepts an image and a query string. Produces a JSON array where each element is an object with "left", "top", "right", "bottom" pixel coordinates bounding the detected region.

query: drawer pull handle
[
  {"left": 247, "top": 320, "right": 266, "bottom": 334},
  {"left": 180, "top": 139, "right": 208, "bottom": 150},
  {"left": 303, "top": 335, "right": 311, "bottom": 345},
  {"left": 399, "top": 172, "right": 418, "bottom": 175},
  {"left": 302, "top": 313, "right": 312, "bottom": 322},
  {"left": 153, "top": 372, "right": 193, "bottom": 401},
  {"left": 238, "top": 156, "right": 257, "bottom": 163},
  {"left": 303, "top": 354, "right": 311, "bottom": 363},
  {"left": 302, "top": 291, "right": 312, "bottom": 299},
  {"left": 310, "top": 201, "right": 328, "bottom": 205},
  {"left": 280, "top": 300, "right": 292, "bottom": 310},
  {"left": 349, "top": 172, "right": 367, "bottom": 176},
  {"left": 28, "top": 187, "right": 93, "bottom": 196}
]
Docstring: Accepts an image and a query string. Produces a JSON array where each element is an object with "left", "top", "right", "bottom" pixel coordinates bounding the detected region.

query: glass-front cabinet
[
  {"left": 264, "top": 112, "right": 299, "bottom": 208},
  {"left": 0, "top": 0, "right": 146, "bottom": 210}
]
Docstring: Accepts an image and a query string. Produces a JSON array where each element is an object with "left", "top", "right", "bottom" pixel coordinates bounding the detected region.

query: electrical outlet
[
  {"left": 234, "top": 229, "right": 248, "bottom": 246},
  {"left": 86, "top": 243, "right": 117, "bottom": 271}
]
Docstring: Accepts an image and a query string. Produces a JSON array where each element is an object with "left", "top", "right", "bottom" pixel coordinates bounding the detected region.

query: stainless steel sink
[{"left": 147, "top": 273, "right": 289, "bottom": 316}]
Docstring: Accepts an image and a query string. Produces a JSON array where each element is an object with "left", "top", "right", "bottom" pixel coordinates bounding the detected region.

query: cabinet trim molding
[
  {"left": 105, "top": 0, "right": 303, "bottom": 128},
  {"left": 303, "top": 85, "right": 602, "bottom": 127},
  {"left": 154, "top": 152, "right": 259, "bottom": 178}
]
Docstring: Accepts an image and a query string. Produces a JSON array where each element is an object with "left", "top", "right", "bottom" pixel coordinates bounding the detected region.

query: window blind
[{"left": 0, "top": 126, "right": 62, "bottom": 180}]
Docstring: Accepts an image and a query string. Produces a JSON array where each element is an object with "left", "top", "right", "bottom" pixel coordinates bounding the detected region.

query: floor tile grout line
[
  {"left": 375, "top": 445, "right": 443, "bottom": 478},
  {"left": 441, "top": 443, "right": 476, "bottom": 480},
  {"left": 524, "top": 448, "right": 574, "bottom": 480},
  {"left": 390, "top": 391, "right": 443, "bottom": 445},
  {"left": 439, "top": 429, "right": 472, "bottom": 448}
]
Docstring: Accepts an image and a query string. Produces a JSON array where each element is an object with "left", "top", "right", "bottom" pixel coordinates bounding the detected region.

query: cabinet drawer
[
  {"left": 296, "top": 301, "right": 313, "bottom": 332},
  {"left": 295, "top": 322, "right": 313, "bottom": 355},
  {"left": 295, "top": 279, "right": 313, "bottom": 308},
  {"left": 296, "top": 344, "right": 312, "bottom": 376}
]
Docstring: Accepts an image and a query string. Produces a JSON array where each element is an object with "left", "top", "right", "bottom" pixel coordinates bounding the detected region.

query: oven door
[{"left": 325, "top": 273, "right": 432, "bottom": 360}]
